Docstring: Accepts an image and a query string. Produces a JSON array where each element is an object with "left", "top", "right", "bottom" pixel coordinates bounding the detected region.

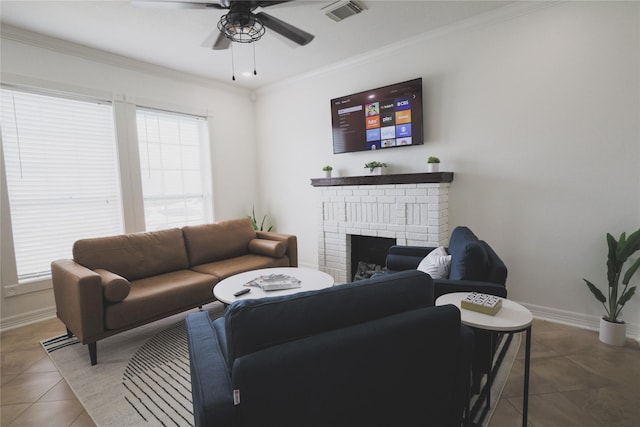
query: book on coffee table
[
  {"left": 245, "top": 274, "right": 302, "bottom": 291},
  {"left": 460, "top": 292, "right": 503, "bottom": 316}
]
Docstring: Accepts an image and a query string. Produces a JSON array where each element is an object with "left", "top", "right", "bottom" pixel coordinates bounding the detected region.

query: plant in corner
[
  {"left": 247, "top": 206, "right": 273, "bottom": 232},
  {"left": 583, "top": 228, "right": 640, "bottom": 345},
  {"left": 364, "top": 161, "right": 387, "bottom": 174}
]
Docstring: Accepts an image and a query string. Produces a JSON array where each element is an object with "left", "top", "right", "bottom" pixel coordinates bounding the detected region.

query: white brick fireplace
[{"left": 311, "top": 173, "right": 453, "bottom": 283}]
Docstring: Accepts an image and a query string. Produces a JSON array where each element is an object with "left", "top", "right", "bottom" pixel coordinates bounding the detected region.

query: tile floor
[{"left": 1, "top": 317, "right": 639, "bottom": 426}]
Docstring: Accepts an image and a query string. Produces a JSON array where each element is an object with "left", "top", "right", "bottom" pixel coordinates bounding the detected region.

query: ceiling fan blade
[
  {"left": 132, "top": 0, "right": 226, "bottom": 9},
  {"left": 201, "top": 28, "right": 229, "bottom": 49},
  {"left": 256, "top": 11, "right": 314, "bottom": 46},
  {"left": 212, "top": 31, "right": 232, "bottom": 50},
  {"left": 256, "top": 1, "right": 293, "bottom": 8}
]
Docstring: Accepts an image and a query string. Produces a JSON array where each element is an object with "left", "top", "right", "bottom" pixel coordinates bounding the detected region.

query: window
[
  {"left": 1, "top": 88, "right": 124, "bottom": 282},
  {"left": 136, "top": 108, "right": 212, "bottom": 231}
]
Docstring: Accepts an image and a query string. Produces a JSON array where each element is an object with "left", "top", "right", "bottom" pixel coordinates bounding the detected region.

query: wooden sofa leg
[{"left": 88, "top": 342, "right": 97, "bottom": 366}]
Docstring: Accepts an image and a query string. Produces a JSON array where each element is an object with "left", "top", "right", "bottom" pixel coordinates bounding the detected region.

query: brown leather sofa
[{"left": 51, "top": 218, "right": 297, "bottom": 365}]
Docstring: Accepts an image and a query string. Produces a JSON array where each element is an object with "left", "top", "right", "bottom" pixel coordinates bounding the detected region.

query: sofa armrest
[
  {"left": 186, "top": 312, "right": 236, "bottom": 427},
  {"left": 50, "top": 259, "right": 104, "bottom": 343},
  {"left": 433, "top": 278, "right": 508, "bottom": 300},
  {"left": 385, "top": 245, "right": 437, "bottom": 271},
  {"left": 255, "top": 231, "right": 297, "bottom": 267}
]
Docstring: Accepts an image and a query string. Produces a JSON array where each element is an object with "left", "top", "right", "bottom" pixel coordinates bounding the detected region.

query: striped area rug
[
  {"left": 41, "top": 303, "right": 225, "bottom": 427},
  {"left": 122, "top": 321, "right": 192, "bottom": 425}
]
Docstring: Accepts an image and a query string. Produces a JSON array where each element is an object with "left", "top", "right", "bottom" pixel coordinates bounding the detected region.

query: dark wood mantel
[{"left": 310, "top": 172, "right": 454, "bottom": 187}]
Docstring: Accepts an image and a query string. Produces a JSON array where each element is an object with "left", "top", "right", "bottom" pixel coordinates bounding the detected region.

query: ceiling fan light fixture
[{"left": 218, "top": 12, "right": 265, "bottom": 44}]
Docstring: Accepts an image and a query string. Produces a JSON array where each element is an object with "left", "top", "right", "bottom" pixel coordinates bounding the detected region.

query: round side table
[{"left": 436, "top": 292, "right": 532, "bottom": 427}]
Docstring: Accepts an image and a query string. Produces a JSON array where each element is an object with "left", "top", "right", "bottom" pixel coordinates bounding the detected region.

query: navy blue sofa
[{"left": 186, "top": 270, "right": 474, "bottom": 427}]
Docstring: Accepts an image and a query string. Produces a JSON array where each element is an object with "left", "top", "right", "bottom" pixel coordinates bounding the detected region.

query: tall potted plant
[{"left": 583, "top": 228, "right": 640, "bottom": 346}]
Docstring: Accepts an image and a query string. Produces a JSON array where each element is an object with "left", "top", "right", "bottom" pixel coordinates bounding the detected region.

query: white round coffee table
[
  {"left": 436, "top": 292, "right": 532, "bottom": 427},
  {"left": 214, "top": 267, "right": 334, "bottom": 304}
]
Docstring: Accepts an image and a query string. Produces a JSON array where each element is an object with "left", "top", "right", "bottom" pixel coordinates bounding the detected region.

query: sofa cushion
[
  {"left": 96, "top": 269, "right": 130, "bottom": 303},
  {"left": 248, "top": 239, "right": 286, "bottom": 258},
  {"left": 192, "top": 254, "right": 291, "bottom": 281},
  {"left": 448, "top": 226, "right": 489, "bottom": 281},
  {"left": 224, "top": 270, "right": 433, "bottom": 366},
  {"left": 183, "top": 218, "right": 256, "bottom": 266},
  {"left": 104, "top": 269, "right": 217, "bottom": 330},
  {"left": 73, "top": 228, "right": 190, "bottom": 281},
  {"left": 417, "top": 246, "right": 452, "bottom": 279}
]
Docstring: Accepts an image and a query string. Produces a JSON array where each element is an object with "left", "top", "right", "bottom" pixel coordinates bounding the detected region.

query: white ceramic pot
[
  {"left": 370, "top": 168, "right": 383, "bottom": 175},
  {"left": 325, "top": 171, "right": 332, "bottom": 178},
  {"left": 427, "top": 163, "right": 440, "bottom": 173},
  {"left": 599, "top": 317, "right": 626, "bottom": 346}
]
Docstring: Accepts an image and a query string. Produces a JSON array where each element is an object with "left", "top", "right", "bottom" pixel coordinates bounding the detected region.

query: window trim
[{"left": 0, "top": 80, "right": 216, "bottom": 297}]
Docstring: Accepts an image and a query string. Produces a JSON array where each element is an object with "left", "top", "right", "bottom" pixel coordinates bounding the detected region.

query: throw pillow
[
  {"left": 248, "top": 239, "right": 286, "bottom": 258},
  {"left": 96, "top": 268, "right": 131, "bottom": 303},
  {"left": 417, "top": 247, "right": 452, "bottom": 279}
]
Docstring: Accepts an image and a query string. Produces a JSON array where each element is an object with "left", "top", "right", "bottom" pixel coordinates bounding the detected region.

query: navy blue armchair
[
  {"left": 385, "top": 226, "right": 507, "bottom": 301},
  {"left": 186, "top": 270, "right": 474, "bottom": 427}
]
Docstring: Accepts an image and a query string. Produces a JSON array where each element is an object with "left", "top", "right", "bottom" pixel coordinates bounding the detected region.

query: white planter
[
  {"left": 599, "top": 317, "right": 627, "bottom": 346},
  {"left": 369, "top": 168, "right": 384, "bottom": 175},
  {"left": 427, "top": 163, "right": 440, "bottom": 173},
  {"left": 324, "top": 171, "right": 332, "bottom": 178}
]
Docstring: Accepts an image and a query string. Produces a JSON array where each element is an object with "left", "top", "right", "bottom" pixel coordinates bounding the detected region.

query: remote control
[{"left": 233, "top": 288, "right": 251, "bottom": 297}]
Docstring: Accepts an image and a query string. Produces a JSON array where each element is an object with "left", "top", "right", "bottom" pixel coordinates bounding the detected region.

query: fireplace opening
[{"left": 350, "top": 235, "right": 397, "bottom": 281}]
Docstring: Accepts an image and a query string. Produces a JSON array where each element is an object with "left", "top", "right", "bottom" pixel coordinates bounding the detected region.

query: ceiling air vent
[{"left": 323, "top": 1, "right": 365, "bottom": 22}]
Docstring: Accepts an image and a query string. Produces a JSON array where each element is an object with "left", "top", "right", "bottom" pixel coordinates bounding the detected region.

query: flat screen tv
[{"left": 330, "top": 78, "right": 423, "bottom": 154}]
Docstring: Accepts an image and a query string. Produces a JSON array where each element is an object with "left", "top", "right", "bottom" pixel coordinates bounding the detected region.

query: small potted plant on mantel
[
  {"left": 427, "top": 156, "right": 440, "bottom": 173},
  {"left": 365, "top": 161, "right": 387, "bottom": 175},
  {"left": 583, "top": 228, "right": 639, "bottom": 346},
  {"left": 322, "top": 165, "right": 333, "bottom": 178}
]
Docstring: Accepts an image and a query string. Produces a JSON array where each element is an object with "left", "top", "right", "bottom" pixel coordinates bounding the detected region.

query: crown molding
[{"left": 0, "top": 23, "right": 251, "bottom": 97}]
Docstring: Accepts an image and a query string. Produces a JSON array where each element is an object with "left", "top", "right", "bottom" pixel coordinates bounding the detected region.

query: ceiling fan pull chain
[
  {"left": 231, "top": 43, "right": 236, "bottom": 81},
  {"left": 253, "top": 42, "right": 258, "bottom": 76}
]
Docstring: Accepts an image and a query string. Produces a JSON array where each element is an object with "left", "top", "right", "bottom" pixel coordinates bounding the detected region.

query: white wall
[
  {"left": 0, "top": 30, "right": 258, "bottom": 328},
  {"left": 254, "top": 2, "right": 640, "bottom": 337}
]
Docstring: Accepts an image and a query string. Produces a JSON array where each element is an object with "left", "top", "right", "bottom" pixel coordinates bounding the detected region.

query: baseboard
[
  {"left": 0, "top": 305, "right": 57, "bottom": 332},
  {"left": 519, "top": 301, "right": 640, "bottom": 342}
]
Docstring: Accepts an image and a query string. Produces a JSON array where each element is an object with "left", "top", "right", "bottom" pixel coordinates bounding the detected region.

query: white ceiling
[{"left": 0, "top": 0, "right": 513, "bottom": 89}]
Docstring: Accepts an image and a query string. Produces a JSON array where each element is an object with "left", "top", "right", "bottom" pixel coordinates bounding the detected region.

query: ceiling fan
[{"left": 136, "top": 0, "right": 315, "bottom": 50}]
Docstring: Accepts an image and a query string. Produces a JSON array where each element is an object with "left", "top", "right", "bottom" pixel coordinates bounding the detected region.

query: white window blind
[
  {"left": 1, "top": 88, "right": 124, "bottom": 282},
  {"left": 136, "top": 108, "right": 212, "bottom": 231}
]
